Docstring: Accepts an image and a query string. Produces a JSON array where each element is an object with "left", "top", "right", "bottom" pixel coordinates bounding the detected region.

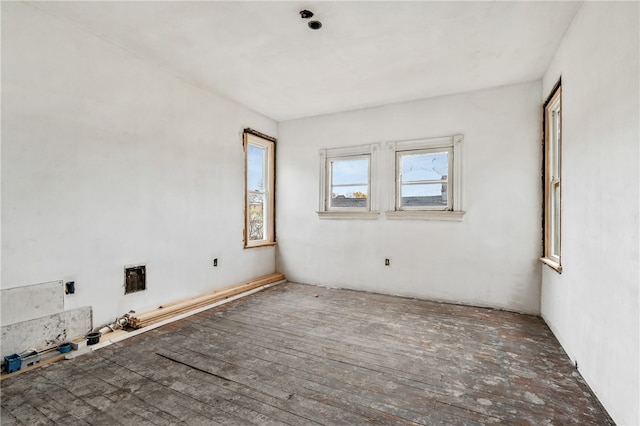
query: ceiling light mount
[
  {"left": 299, "top": 10, "right": 314, "bottom": 19},
  {"left": 300, "top": 9, "right": 322, "bottom": 30}
]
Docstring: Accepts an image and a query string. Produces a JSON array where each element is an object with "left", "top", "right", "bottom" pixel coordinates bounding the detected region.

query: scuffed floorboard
[{"left": 1, "top": 282, "right": 614, "bottom": 425}]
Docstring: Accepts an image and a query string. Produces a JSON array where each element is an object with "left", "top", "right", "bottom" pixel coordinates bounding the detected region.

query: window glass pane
[
  {"left": 331, "top": 157, "right": 368, "bottom": 186},
  {"left": 248, "top": 192, "right": 264, "bottom": 241},
  {"left": 543, "top": 86, "right": 561, "bottom": 263},
  {"left": 552, "top": 183, "right": 560, "bottom": 255},
  {"left": 401, "top": 152, "right": 448, "bottom": 183},
  {"left": 551, "top": 109, "right": 560, "bottom": 176},
  {"left": 330, "top": 185, "right": 368, "bottom": 208},
  {"left": 401, "top": 183, "right": 448, "bottom": 207},
  {"left": 247, "top": 143, "right": 265, "bottom": 241},
  {"left": 247, "top": 144, "right": 265, "bottom": 192},
  {"left": 245, "top": 134, "right": 273, "bottom": 246},
  {"left": 328, "top": 156, "right": 369, "bottom": 209}
]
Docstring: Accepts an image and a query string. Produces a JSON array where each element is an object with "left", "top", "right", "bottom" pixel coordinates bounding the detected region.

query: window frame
[
  {"left": 326, "top": 154, "right": 371, "bottom": 212},
  {"left": 317, "top": 143, "right": 380, "bottom": 220},
  {"left": 386, "top": 134, "right": 464, "bottom": 221},
  {"left": 243, "top": 129, "right": 276, "bottom": 248},
  {"left": 541, "top": 82, "right": 562, "bottom": 272},
  {"left": 396, "top": 146, "right": 454, "bottom": 212}
]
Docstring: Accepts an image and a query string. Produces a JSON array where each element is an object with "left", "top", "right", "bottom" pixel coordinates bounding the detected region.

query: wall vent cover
[{"left": 124, "top": 265, "right": 146, "bottom": 294}]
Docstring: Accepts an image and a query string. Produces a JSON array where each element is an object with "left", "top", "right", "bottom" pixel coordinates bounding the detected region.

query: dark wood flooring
[{"left": 1, "top": 282, "right": 613, "bottom": 425}]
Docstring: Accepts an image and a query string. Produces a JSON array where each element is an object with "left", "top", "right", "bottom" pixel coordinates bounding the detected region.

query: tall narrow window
[
  {"left": 542, "top": 82, "right": 562, "bottom": 271},
  {"left": 244, "top": 129, "right": 275, "bottom": 248}
]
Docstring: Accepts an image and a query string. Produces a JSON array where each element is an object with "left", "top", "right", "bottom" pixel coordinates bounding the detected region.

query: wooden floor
[{"left": 1, "top": 282, "right": 613, "bottom": 425}]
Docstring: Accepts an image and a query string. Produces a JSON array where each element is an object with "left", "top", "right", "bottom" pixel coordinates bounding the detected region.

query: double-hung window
[
  {"left": 397, "top": 148, "right": 452, "bottom": 210},
  {"left": 244, "top": 129, "right": 275, "bottom": 248},
  {"left": 328, "top": 156, "right": 370, "bottom": 210},
  {"left": 386, "top": 135, "right": 464, "bottom": 221},
  {"left": 541, "top": 82, "right": 562, "bottom": 271},
  {"left": 318, "top": 144, "right": 379, "bottom": 219}
]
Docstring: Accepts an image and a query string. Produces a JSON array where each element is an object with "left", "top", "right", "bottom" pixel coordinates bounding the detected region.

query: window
[
  {"left": 244, "top": 129, "right": 275, "bottom": 247},
  {"left": 328, "top": 156, "right": 369, "bottom": 210},
  {"left": 397, "top": 148, "right": 452, "bottom": 210},
  {"left": 386, "top": 135, "right": 464, "bottom": 221},
  {"left": 318, "top": 144, "right": 379, "bottom": 219},
  {"left": 542, "top": 82, "right": 562, "bottom": 271}
]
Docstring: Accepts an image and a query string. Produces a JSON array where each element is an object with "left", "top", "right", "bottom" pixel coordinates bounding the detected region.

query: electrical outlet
[
  {"left": 385, "top": 258, "right": 391, "bottom": 266},
  {"left": 213, "top": 258, "right": 218, "bottom": 267}
]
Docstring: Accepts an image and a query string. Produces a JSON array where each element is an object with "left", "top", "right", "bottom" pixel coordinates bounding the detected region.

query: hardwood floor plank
[
  {"left": 3, "top": 402, "right": 57, "bottom": 426},
  {"left": 0, "top": 409, "right": 24, "bottom": 426}
]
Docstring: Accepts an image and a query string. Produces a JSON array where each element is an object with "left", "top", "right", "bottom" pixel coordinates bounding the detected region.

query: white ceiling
[{"left": 35, "top": 1, "right": 582, "bottom": 121}]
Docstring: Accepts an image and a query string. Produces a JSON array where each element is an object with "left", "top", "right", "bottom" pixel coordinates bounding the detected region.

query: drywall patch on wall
[
  {"left": 1, "top": 306, "right": 92, "bottom": 355},
  {"left": 1, "top": 281, "right": 64, "bottom": 326}
]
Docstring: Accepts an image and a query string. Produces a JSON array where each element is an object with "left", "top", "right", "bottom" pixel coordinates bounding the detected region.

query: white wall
[
  {"left": 1, "top": 2, "right": 277, "bottom": 327},
  {"left": 540, "top": 3, "right": 639, "bottom": 425},
  {"left": 277, "top": 81, "right": 542, "bottom": 314}
]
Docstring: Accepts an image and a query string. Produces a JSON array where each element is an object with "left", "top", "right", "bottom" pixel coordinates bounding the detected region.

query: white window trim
[
  {"left": 540, "top": 83, "right": 562, "bottom": 272},
  {"left": 317, "top": 143, "right": 380, "bottom": 220},
  {"left": 244, "top": 131, "right": 276, "bottom": 248},
  {"left": 317, "top": 211, "right": 380, "bottom": 220},
  {"left": 540, "top": 256, "right": 562, "bottom": 273},
  {"left": 395, "top": 146, "right": 453, "bottom": 211},
  {"left": 385, "top": 134, "right": 464, "bottom": 221}
]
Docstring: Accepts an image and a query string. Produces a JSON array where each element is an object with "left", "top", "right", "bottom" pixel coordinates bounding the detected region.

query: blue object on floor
[
  {"left": 4, "top": 354, "right": 21, "bottom": 373},
  {"left": 57, "top": 343, "right": 72, "bottom": 354}
]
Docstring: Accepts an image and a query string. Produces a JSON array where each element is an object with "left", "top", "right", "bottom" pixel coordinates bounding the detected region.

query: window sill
[
  {"left": 385, "top": 210, "right": 465, "bottom": 221},
  {"left": 317, "top": 211, "right": 380, "bottom": 220},
  {"left": 540, "top": 257, "right": 562, "bottom": 273},
  {"left": 244, "top": 242, "right": 277, "bottom": 249}
]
